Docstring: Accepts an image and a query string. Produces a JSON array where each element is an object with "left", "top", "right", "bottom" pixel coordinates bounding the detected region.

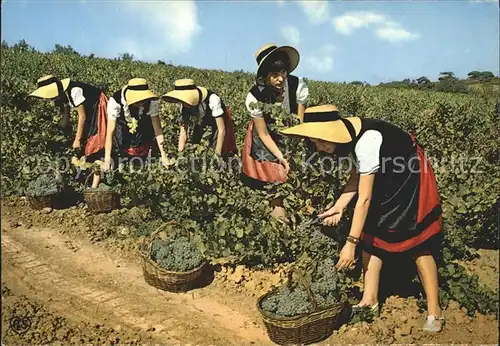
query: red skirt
[
  {"left": 221, "top": 107, "right": 237, "bottom": 156},
  {"left": 241, "top": 120, "right": 287, "bottom": 184},
  {"left": 361, "top": 132, "right": 443, "bottom": 253},
  {"left": 124, "top": 142, "right": 153, "bottom": 158},
  {"left": 84, "top": 93, "right": 108, "bottom": 157}
]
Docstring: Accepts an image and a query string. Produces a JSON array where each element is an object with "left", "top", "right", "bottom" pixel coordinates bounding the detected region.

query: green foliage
[
  {"left": 379, "top": 70, "right": 498, "bottom": 96},
  {"left": 119, "top": 52, "right": 134, "bottom": 61},
  {"left": 417, "top": 262, "right": 498, "bottom": 317},
  {"left": 53, "top": 44, "right": 80, "bottom": 56},
  {"left": 348, "top": 306, "right": 376, "bottom": 325},
  {"left": 150, "top": 236, "right": 205, "bottom": 272},
  {"left": 467, "top": 71, "right": 496, "bottom": 82}
]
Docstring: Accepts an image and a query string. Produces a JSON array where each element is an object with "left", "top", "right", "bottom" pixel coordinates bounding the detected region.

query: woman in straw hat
[
  {"left": 162, "top": 79, "right": 237, "bottom": 157},
  {"left": 242, "top": 43, "right": 309, "bottom": 220},
  {"left": 102, "top": 78, "right": 170, "bottom": 171},
  {"left": 28, "top": 75, "right": 108, "bottom": 188},
  {"left": 280, "top": 105, "right": 445, "bottom": 332}
]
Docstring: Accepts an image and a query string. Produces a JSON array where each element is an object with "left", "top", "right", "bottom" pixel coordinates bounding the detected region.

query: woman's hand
[
  {"left": 336, "top": 242, "right": 356, "bottom": 270},
  {"left": 72, "top": 139, "right": 81, "bottom": 149},
  {"left": 318, "top": 205, "right": 343, "bottom": 226},
  {"left": 278, "top": 156, "right": 290, "bottom": 175},
  {"left": 279, "top": 157, "right": 290, "bottom": 175},
  {"left": 161, "top": 153, "right": 174, "bottom": 168}
]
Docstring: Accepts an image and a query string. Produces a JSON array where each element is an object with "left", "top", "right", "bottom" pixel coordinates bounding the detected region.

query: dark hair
[{"left": 259, "top": 51, "right": 291, "bottom": 77}]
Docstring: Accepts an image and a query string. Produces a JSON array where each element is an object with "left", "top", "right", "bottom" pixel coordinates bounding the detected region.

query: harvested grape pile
[
  {"left": 25, "top": 174, "right": 64, "bottom": 198},
  {"left": 260, "top": 258, "right": 342, "bottom": 317},
  {"left": 150, "top": 236, "right": 205, "bottom": 272}
]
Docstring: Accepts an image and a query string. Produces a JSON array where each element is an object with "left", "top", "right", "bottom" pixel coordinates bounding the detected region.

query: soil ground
[{"left": 1, "top": 198, "right": 498, "bottom": 345}]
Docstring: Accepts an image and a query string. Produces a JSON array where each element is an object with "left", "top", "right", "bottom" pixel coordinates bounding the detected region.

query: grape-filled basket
[
  {"left": 25, "top": 173, "right": 64, "bottom": 210},
  {"left": 139, "top": 220, "right": 208, "bottom": 292},
  {"left": 82, "top": 171, "right": 120, "bottom": 214},
  {"left": 83, "top": 188, "right": 120, "bottom": 213},
  {"left": 257, "top": 266, "right": 347, "bottom": 345}
]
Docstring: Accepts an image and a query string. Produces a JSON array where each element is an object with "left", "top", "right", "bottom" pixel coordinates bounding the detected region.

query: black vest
[
  {"left": 201, "top": 90, "right": 228, "bottom": 125},
  {"left": 249, "top": 74, "right": 299, "bottom": 121},
  {"left": 348, "top": 118, "right": 415, "bottom": 162},
  {"left": 338, "top": 117, "right": 417, "bottom": 195},
  {"left": 186, "top": 90, "right": 228, "bottom": 145},
  {"left": 66, "top": 81, "right": 102, "bottom": 139},
  {"left": 111, "top": 89, "right": 155, "bottom": 149}
]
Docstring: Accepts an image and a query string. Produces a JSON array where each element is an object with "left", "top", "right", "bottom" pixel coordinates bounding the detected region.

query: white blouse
[
  {"left": 68, "top": 87, "right": 86, "bottom": 108},
  {"left": 354, "top": 130, "right": 383, "bottom": 175},
  {"left": 106, "top": 94, "right": 160, "bottom": 121},
  {"left": 245, "top": 77, "right": 309, "bottom": 118},
  {"left": 180, "top": 93, "right": 224, "bottom": 119}
]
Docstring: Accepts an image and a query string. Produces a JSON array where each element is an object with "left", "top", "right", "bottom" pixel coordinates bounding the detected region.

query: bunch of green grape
[{"left": 150, "top": 236, "right": 204, "bottom": 272}]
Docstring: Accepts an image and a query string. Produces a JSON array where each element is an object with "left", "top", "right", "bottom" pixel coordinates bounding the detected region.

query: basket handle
[
  {"left": 286, "top": 266, "right": 318, "bottom": 312},
  {"left": 83, "top": 170, "right": 94, "bottom": 187},
  {"left": 144, "top": 220, "right": 191, "bottom": 257},
  {"left": 83, "top": 165, "right": 119, "bottom": 188}
]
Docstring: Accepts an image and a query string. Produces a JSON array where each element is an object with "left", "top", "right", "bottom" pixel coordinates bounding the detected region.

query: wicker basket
[
  {"left": 27, "top": 194, "right": 55, "bottom": 210},
  {"left": 83, "top": 189, "right": 120, "bottom": 213},
  {"left": 257, "top": 268, "right": 347, "bottom": 345},
  {"left": 139, "top": 221, "right": 208, "bottom": 292}
]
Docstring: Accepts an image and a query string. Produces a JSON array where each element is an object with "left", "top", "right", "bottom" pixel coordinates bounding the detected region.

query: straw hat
[
  {"left": 302, "top": 105, "right": 342, "bottom": 123},
  {"left": 123, "top": 78, "right": 158, "bottom": 105},
  {"left": 29, "top": 75, "right": 71, "bottom": 99},
  {"left": 255, "top": 43, "right": 300, "bottom": 78},
  {"left": 161, "top": 79, "right": 208, "bottom": 107},
  {"left": 281, "top": 105, "right": 361, "bottom": 143}
]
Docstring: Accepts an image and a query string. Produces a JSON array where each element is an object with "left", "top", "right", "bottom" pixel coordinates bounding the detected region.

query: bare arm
[
  {"left": 319, "top": 166, "right": 358, "bottom": 222},
  {"left": 348, "top": 173, "right": 375, "bottom": 239},
  {"left": 253, "top": 117, "right": 283, "bottom": 160},
  {"left": 297, "top": 103, "right": 306, "bottom": 123},
  {"left": 104, "top": 119, "right": 116, "bottom": 164},
  {"left": 151, "top": 116, "right": 166, "bottom": 156},
  {"left": 214, "top": 117, "right": 226, "bottom": 155},
  {"left": 74, "top": 104, "right": 86, "bottom": 143},
  {"left": 178, "top": 124, "right": 188, "bottom": 152},
  {"left": 333, "top": 166, "right": 359, "bottom": 210}
]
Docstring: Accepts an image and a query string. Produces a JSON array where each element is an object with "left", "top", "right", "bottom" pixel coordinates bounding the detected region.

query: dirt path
[{"left": 1, "top": 224, "right": 271, "bottom": 345}]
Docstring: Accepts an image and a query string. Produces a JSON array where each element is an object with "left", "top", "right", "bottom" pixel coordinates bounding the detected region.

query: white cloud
[
  {"left": 376, "top": 23, "right": 419, "bottom": 42},
  {"left": 277, "top": 0, "right": 285, "bottom": 7},
  {"left": 306, "top": 44, "right": 335, "bottom": 72},
  {"left": 333, "top": 11, "right": 385, "bottom": 34},
  {"left": 298, "top": 1, "right": 329, "bottom": 24},
  {"left": 126, "top": 1, "right": 201, "bottom": 55},
  {"left": 281, "top": 26, "right": 300, "bottom": 46},
  {"left": 333, "top": 11, "right": 419, "bottom": 43}
]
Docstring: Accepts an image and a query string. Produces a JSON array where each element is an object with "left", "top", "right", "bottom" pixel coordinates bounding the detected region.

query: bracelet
[{"left": 347, "top": 235, "right": 360, "bottom": 245}]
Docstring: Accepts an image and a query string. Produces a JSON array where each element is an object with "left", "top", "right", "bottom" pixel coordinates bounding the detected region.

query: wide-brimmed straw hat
[
  {"left": 161, "top": 79, "right": 208, "bottom": 107},
  {"left": 302, "top": 105, "right": 342, "bottom": 123},
  {"left": 124, "top": 78, "right": 158, "bottom": 105},
  {"left": 28, "top": 75, "right": 71, "bottom": 99},
  {"left": 255, "top": 43, "right": 300, "bottom": 78},
  {"left": 281, "top": 105, "right": 361, "bottom": 143}
]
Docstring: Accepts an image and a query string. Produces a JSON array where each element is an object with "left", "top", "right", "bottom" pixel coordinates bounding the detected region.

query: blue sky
[{"left": 2, "top": 0, "right": 498, "bottom": 84}]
